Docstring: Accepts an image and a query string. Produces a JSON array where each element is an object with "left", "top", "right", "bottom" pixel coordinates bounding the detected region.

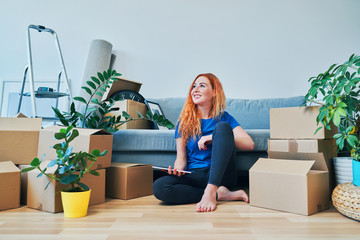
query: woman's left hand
[{"left": 198, "top": 135, "right": 212, "bottom": 150}]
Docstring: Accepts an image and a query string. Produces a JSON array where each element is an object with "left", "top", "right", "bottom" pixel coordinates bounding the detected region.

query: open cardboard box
[
  {"left": 250, "top": 151, "right": 330, "bottom": 216},
  {"left": 268, "top": 139, "right": 337, "bottom": 190},
  {"left": 101, "top": 77, "right": 142, "bottom": 102},
  {"left": 270, "top": 106, "right": 338, "bottom": 139},
  {"left": 106, "top": 162, "right": 153, "bottom": 200},
  {"left": 27, "top": 166, "right": 106, "bottom": 213},
  {"left": 38, "top": 125, "right": 113, "bottom": 170},
  {"left": 0, "top": 113, "right": 42, "bottom": 164},
  {"left": 0, "top": 161, "right": 20, "bottom": 211}
]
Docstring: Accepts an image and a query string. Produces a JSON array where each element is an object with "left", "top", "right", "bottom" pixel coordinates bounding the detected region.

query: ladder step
[{"left": 22, "top": 91, "right": 69, "bottom": 99}]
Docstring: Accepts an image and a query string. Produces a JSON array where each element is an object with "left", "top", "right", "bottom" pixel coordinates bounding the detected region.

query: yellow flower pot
[{"left": 61, "top": 190, "right": 91, "bottom": 218}]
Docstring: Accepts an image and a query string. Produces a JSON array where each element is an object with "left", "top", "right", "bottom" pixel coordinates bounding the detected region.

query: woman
[{"left": 153, "top": 73, "right": 254, "bottom": 212}]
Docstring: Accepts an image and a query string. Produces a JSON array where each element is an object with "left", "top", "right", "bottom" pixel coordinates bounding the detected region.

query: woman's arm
[
  {"left": 233, "top": 125, "right": 255, "bottom": 151},
  {"left": 168, "top": 138, "right": 188, "bottom": 176}
]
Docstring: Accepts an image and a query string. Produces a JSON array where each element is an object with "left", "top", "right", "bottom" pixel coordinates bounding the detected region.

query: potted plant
[
  {"left": 21, "top": 125, "right": 107, "bottom": 218},
  {"left": 305, "top": 54, "right": 360, "bottom": 186},
  {"left": 52, "top": 69, "right": 174, "bottom": 131}
]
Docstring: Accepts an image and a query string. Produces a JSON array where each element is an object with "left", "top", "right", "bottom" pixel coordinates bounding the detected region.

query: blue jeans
[{"left": 152, "top": 122, "right": 237, "bottom": 204}]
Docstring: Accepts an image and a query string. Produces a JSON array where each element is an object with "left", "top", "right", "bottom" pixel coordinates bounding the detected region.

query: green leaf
[
  {"left": 87, "top": 81, "right": 96, "bottom": 89},
  {"left": 122, "top": 111, "right": 131, "bottom": 120},
  {"left": 95, "top": 92, "right": 103, "bottom": 97},
  {"left": 91, "top": 98, "right": 100, "bottom": 104},
  {"left": 21, "top": 166, "right": 36, "bottom": 172},
  {"left": 60, "top": 174, "right": 78, "bottom": 185},
  {"left": 91, "top": 149, "right": 100, "bottom": 156},
  {"left": 99, "top": 150, "right": 108, "bottom": 156},
  {"left": 89, "top": 170, "right": 100, "bottom": 176},
  {"left": 54, "top": 132, "right": 66, "bottom": 140},
  {"left": 103, "top": 70, "right": 109, "bottom": 80},
  {"left": 137, "top": 111, "right": 144, "bottom": 118},
  {"left": 91, "top": 76, "right": 100, "bottom": 85},
  {"left": 73, "top": 97, "right": 87, "bottom": 104},
  {"left": 98, "top": 72, "right": 104, "bottom": 82},
  {"left": 77, "top": 182, "right": 89, "bottom": 191},
  {"left": 68, "top": 129, "right": 79, "bottom": 142},
  {"left": 333, "top": 110, "right": 341, "bottom": 127},
  {"left": 81, "top": 86, "right": 92, "bottom": 95},
  {"left": 314, "top": 126, "right": 323, "bottom": 135}
]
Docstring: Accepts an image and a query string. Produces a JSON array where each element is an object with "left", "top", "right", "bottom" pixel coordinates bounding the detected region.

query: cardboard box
[
  {"left": 105, "top": 100, "right": 151, "bottom": 129},
  {"left": 268, "top": 139, "right": 337, "bottom": 189},
  {"left": 27, "top": 168, "right": 106, "bottom": 213},
  {"left": 101, "top": 77, "right": 142, "bottom": 101},
  {"left": 0, "top": 114, "right": 42, "bottom": 164},
  {"left": 270, "top": 106, "right": 338, "bottom": 139},
  {"left": 0, "top": 161, "right": 20, "bottom": 211},
  {"left": 250, "top": 152, "right": 330, "bottom": 216},
  {"left": 38, "top": 125, "right": 113, "bottom": 170},
  {"left": 106, "top": 163, "right": 153, "bottom": 200}
]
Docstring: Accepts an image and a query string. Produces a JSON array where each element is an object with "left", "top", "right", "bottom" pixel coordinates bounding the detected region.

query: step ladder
[{"left": 17, "top": 25, "right": 72, "bottom": 121}]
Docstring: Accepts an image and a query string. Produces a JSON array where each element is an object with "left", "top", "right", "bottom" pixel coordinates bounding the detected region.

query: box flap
[
  {"left": 43, "top": 125, "right": 111, "bottom": 135},
  {"left": 250, "top": 158, "right": 314, "bottom": 176},
  {"left": 0, "top": 161, "right": 20, "bottom": 173},
  {"left": 16, "top": 113, "right": 28, "bottom": 118},
  {"left": 268, "top": 151, "right": 328, "bottom": 171},
  {"left": 111, "top": 162, "right": 149, "bottom": 168},
  {"left": 102, "top": 77, "right": 142, "bottom": 101},
  {"left": 0, "top": 117, "right": 42, "bottom": 131}
]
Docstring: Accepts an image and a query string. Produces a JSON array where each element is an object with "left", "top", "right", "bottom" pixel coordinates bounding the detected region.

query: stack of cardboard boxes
[
  {"left": 250, "top": 106, "right": 338, "bottom": 216},
  {"left": 0, "top": 78, "right": 154, "bottom": 213}
]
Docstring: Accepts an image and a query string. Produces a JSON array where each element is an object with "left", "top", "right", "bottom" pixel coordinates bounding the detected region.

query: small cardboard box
[
  {"left": 270, "top": 106, "right": 338, "bottom": 139},
  {"left": 0, "top": 161, "right": 20, "bottom": 211},
  {"left": 105, "top": 100, "right": 151, "bottom": 129},
  {"left": 27, "top": 168, "right": 106, "bottom": 213},
  {"left": 250, "top": 152, "right": 330, "bottom": 216},
  {"left": 106, "top": 163, "right": 153, "bottom": 200},
  {"left": 268, "top": 139, "right": 337, "bottom": 190},
  {"left": 0, "top": 114, "right": 42, "bottom": 164},
  {"left": 101, "top": 77, "right": 142, "bottom": 101},
  {"left": 38, "top": 125, "right": 113, "bottom": 170}
]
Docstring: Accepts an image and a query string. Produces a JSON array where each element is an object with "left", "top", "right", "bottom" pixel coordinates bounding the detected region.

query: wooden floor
[{"left": 0, "top": 195, "right": 359, "bottom": 240}]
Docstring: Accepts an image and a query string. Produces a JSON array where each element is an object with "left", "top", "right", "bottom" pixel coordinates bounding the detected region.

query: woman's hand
[
  {"left": 198, "top": 135, "right": 212, "bottom": 150},
  {"left": 167, "top": 166, "right": 186, "bottom": 177}
]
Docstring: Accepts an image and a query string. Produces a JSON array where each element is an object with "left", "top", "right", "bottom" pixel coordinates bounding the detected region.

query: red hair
[{"left": 178, "top": 73, "right": 226, "bottom": 144}]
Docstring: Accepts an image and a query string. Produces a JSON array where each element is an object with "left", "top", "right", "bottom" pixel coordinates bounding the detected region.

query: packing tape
[{"left": 288, "top": 139, "right": 298, "bottom": 153}]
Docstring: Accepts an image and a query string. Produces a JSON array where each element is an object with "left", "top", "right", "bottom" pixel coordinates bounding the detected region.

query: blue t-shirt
[{"left": 175, "top": 111, "right": 240, "bottom": 170}]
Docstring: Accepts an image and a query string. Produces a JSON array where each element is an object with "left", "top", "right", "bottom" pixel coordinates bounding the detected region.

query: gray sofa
[{"left": 111, "top": 96, "right": 305, "bottom": 177}]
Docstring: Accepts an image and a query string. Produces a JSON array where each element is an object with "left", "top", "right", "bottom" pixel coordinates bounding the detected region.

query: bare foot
[
  {"left": 196, "top": 184, "right": 218, "bottom": 212},
  {"left": 217, "top": 186, "right": 249, "bottom": 203}
]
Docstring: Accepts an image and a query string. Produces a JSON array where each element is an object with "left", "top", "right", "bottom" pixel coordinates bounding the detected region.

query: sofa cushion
[
  {"left": 112, "top": 129, "right": 269, "bottom": 152},
  {"left": 148, "top": 96, "right": 305, "bottom": 129}
]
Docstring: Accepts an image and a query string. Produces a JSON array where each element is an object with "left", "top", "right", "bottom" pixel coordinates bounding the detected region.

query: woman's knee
[
  {"left": 152, "top": 176, "right": 172, "bottom": 201},
  {"left": 214, "top": 122, "right": 233, "bottom": 138}
]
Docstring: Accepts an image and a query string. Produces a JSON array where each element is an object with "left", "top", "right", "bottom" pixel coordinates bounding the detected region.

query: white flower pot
[{"left": 333, "top": 157, "right": 353, "bottom": 185}]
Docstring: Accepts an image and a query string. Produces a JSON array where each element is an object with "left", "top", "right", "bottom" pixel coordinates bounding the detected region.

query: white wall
[{"left": 1, "top": 0, "right": 359, "bottom": 106}]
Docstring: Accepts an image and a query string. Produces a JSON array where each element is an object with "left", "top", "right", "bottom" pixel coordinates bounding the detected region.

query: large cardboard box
[
  {"left": 105, "top": 100, "right": 151, "bottom": 129},
  {"left": 0, "top": 161, "right": 20, "bottom": 211},
  {"left": 250, "top": 152, "right": 330, "bottom": 216},
  {"left": 38, "top": 125, "right": 113, "bottom": 170},
  {"left": 106, "top": 163, "right": 153, "bottom": 200},
  {"left": 270, "top": 106, "right": 338, "bottom": 139},
  {"left": 0, "top": 114, "right": 42, "bottom": 164},
  {"left": 268, "top": 139, "right": 337, "bottom": 190},
  {"left": 27, "top": 168, "right": 106, "bottom": 213}
]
